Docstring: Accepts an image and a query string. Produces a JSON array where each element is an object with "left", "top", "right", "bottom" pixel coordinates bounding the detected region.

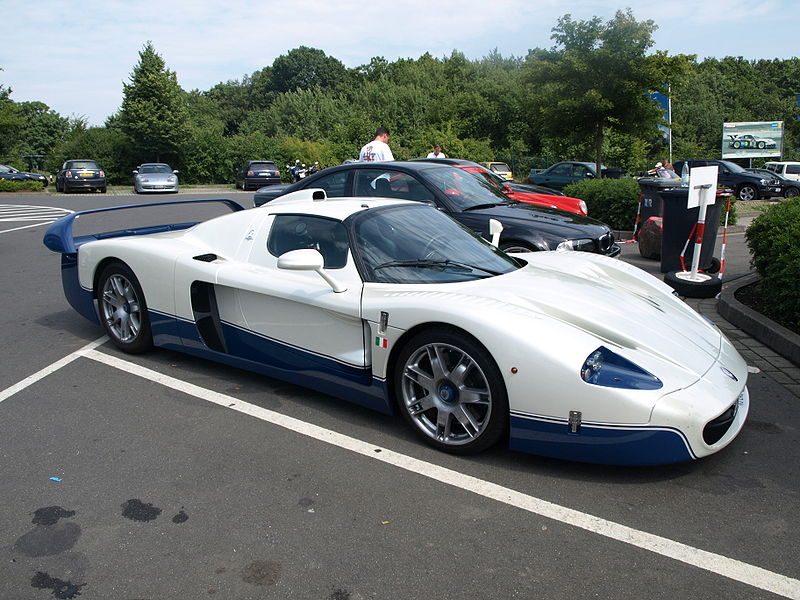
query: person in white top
[
  {"left": 359, "top": 127, "right": 394, "bottom": 162},
  {"left": 426, "top": 144, "right": 446, "bottom": 158}
]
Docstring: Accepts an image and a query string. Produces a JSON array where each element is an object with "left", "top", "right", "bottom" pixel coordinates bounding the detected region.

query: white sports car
[{"left": 43, "top": 190, "right": 749, "bottom": 465}]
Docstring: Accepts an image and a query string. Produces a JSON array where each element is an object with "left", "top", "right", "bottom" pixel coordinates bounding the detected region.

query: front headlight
[
  {"left": 580, "top": 347, "right": 662, "bottom": 390},
  {"left": 759, "top": 179, "right": 768, "bottom": 186},
  {"left": 557, "top": 238, "right": 594, "bottom": 252},
  {"left": 168, "top": 176, "right": 177, "bottom": 182}
]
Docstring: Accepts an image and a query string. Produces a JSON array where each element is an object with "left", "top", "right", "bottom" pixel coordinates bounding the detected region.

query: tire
[
  {"left": 100, "top": 187, "right": 107, "bottom": 194},
  {"left": 757, "top": 141, "right": 766, "bottom": 149},
  {"left": 97, "top": 262, "right": 153, "bottom": 354},
  {"left": 732, "top": 141, "right": 741, "bottom": 149},
  {"left": 703, "top": 256, "right": 721, "bottom": 274},
  {"left": 664, "top": 270, "right": 722, "bottom": 298},
  {"left": 737, "top": 185, "right": 757, "bottom": 201},
  {"left": 62, "top": 183, "right": 70, "bottom": 194},
  {"left": 393, "top": 328, "right": 508, "bottom": 454},
  {"left": 55, "top": 179, "right": 62, "bottom": 193},
  {"left": 500, "top": 241, "right": 536, "bottom": 254},
  {"left": 785, "top": 187, "right": 799, "bottom": 198}
]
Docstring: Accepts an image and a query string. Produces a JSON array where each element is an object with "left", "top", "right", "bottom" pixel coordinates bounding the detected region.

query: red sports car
[{"left": 414, "top": 158, "right": 588, "bottom": 216}]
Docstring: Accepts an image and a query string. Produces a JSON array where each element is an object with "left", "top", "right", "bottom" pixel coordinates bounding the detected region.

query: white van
[{"left": 764, "top": 161, "right": 800, "bottom": 182}]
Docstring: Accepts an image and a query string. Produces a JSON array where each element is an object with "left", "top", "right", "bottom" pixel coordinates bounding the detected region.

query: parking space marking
[
  {"left": 0, "top": 336, "right": 107, "bottom": 404},
  {"left": 67, "top": 347, "right": 799, "bottom": 600},
  {"left": 0, "top": 204, "right": 73, "bottom": 235}
]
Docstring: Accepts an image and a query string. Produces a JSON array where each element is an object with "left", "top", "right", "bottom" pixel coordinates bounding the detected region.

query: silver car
[{"left": 133, "top": 163, "right": 179, "bottom": 193}]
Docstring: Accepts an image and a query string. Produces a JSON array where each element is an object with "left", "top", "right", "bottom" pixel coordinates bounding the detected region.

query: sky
[{"left": 1, "top": 0, "right": 796, "bottom": 126}]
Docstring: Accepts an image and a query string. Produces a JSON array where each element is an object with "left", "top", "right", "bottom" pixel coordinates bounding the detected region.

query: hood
[
  {"left": 468, "top": 202, "right": 610, "bottom": 237},
  {"left": 477, "top": 252, "right": 721, "bottom": 380}
]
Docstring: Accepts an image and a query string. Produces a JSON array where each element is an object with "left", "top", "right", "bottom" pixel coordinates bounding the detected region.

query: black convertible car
[{"left": 254, "top": 161, "right": 619, "bottom": 257}]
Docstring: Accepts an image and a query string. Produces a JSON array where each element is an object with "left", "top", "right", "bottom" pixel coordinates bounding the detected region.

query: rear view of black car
[
  {"left": 236, "top": 160, "right": 281, "bottom": 190},
  {"left": 254, "top": 161, "right": 620, "bottom": 258},
  {"left": 57, "top": 159, "right": 106, "bottom": 193}
]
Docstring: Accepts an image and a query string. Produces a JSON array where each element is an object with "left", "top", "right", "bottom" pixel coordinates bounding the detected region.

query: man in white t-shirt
[
  {"left": 359, "top": 127, "right": 394, "bottom": 162},
  {"left": 426, "top": 144, "right": 446, "bottom": 159}
]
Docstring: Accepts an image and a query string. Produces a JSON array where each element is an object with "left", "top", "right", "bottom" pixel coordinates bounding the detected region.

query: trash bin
[
  {"left": 637, "top": 177, "right": 683, "bottom": 223},
  {"left": 659, "top": 188, "right": 724, "bottom": 273}
]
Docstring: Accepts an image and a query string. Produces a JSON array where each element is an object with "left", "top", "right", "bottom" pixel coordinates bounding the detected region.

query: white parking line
[
  {"left": 0, "top": 336, "right": 107, "bottom": 403},
  {"left": 0, "top": 204, "right": 73, "bottom": 235},
  {"left": 40, "top": 347, "right": 795, "bottom": 600}
]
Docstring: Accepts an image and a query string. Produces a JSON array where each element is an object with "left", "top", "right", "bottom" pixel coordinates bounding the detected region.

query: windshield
[
  {"left": 422, "top": 166, "right": 509, "bottom": 210},
  {"left": 491, "top": 163, "right": 511, "bottom": 172},
  {"left": 351, "top": 204, "right": 518, "bottom": 284},
  {"left": 139, "top": 164, "right": 171, "bottom": 174},
  {"left": 0, "top": 165, "right": 15, "bottom": 173}
]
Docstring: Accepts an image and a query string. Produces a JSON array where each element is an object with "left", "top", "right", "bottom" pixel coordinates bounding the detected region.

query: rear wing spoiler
[{"left": 43, "top": 198, "right": 245, "bottom": 254}]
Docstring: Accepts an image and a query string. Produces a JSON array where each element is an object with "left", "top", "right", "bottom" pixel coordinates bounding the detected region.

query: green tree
[
  {"left": 524, "top": 10, "right": 662, "bottom": 174},
  {"left": 271, "top": 47, "right": 348, "bottom": 93},
  {"left": 0, "top": 71, "right": 23, "bottom": 162},
  {"left": 116, "top": 42, "right": 190, "bottom": 164},
  {"left": 14, "top": 101, "right": 70, "bottom": 166}
]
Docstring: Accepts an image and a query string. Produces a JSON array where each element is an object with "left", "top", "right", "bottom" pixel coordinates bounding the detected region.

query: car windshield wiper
[
  {"left": 463, "top": 200, "right": 516, "bottom": 211},
  {"left": 373, "top": 259, "right": 502, "bottom": 276}
]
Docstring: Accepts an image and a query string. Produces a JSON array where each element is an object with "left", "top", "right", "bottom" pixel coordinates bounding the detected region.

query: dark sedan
[
  {"left": 254, "top": 161, "right": 619, "bottom": 257},
  {"left": 0, "top": 164, "right": 48, "bottom": 186},
  {"left": 236, "top": 160, "right": 281, "bottom": 190},
  {"left": 745, "top": 168, "right": 799, "bottom": 198},
  {"left": 56, "top": 159, "right": 106, "bottom": 193}
]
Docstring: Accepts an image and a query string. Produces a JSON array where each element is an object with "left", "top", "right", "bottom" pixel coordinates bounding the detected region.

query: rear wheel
[
  {"left": 97, "top": 262, "right": 153, "bottom": 354},
  {"left": 394, "top": 328, "right": 508, "bottom": 454}
]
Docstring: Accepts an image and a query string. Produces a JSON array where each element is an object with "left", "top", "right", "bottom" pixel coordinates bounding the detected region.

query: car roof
[
  {"left": 259, "top": 188, "right": 414, "bottom": 220},
  {"left": 765, "top": 161, "right": 800, "bottom": 165},
  {"left": 139, "top": 163, "right": 170, "bottom": 167},
  {"left": 410, "top": 158, "right": 482, "bottom": 167}
]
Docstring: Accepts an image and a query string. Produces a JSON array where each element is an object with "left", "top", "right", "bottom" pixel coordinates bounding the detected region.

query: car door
[{"left": 216, "top": 213, "right": 368, "bottom": 370}]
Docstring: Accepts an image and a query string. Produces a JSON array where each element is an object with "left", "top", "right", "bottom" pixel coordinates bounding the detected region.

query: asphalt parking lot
[{"left": 1, "top": 191, "right": 798, "bottom": 600}]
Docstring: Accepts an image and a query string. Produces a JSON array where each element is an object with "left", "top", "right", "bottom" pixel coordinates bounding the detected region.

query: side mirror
[
  {"left": 489, "top": 218, "right": 504, "bottom": 248},
  {"left": 585, "top": 172, "right": 595, "bottom": 179},
  {"left": 173, "top": 170, "right": 179, "bottom": 174},
  {"left": 277, "top": 249, "right": 347, "bottom": 293},
  {"left": 132, "top": 170, "right": 139, "bottom": 175}
]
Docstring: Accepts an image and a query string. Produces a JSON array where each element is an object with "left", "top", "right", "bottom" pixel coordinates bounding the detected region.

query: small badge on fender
[{"left": 375, "top": 336, "right": 388, "bottom": 349}]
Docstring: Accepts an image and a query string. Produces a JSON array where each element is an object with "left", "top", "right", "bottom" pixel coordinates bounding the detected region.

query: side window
[
  {"left": 352, "top": 169, "right": 433, "bottom": 202},
  {"left": 310, "top": 171, "right": 348, "bottom": 197},
  {"left": 787, "top": 165, "right": 800, "bottom": 176},
  {"left": 550, "top": 164, "right": 571, "bottom": 176},
  {"left": 267, "top": 215, "right": 349, "bottom": 269}
]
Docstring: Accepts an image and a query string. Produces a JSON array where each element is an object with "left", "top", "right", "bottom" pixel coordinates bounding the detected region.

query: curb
[{"left": 718, "top": 273, "right": 800, "bottom": 367}]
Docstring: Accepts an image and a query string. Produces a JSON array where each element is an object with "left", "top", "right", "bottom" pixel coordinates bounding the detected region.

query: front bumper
[{"left": 137, "top": 183, "right": 179, "bottom": 192}]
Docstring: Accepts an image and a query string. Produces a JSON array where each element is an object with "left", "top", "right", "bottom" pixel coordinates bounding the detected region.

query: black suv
[
  {"left": 235, "top": 160, "right": 281, "bottom": 190},
  {"left": 673, "top": 159, "right": 781, "bottom": 201},
  {"left": 56, "top": 159, "right": 106, "bottom": 193}
]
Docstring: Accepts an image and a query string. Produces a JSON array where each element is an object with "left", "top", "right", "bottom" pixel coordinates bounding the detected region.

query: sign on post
[{"left": 721, "top": 121, "right": 783, "bottom": 159}]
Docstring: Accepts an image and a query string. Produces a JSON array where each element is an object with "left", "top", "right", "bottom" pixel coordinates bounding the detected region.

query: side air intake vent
[{"left": 190, "top": 281, "right": 227, "bottom": 353}]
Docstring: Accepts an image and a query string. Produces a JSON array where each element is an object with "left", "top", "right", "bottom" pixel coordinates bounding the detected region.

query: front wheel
[
  {"left": 785, "top": 187, "right": 799, "bottom": 198},
  {"left": 394, "top": 328, "right": 508, "bottom": 454},
  {"left": 737, "top": 185, "right": 757, "bottom": 201},
  {"left": 97, "top": 263, "right": 153, "bottom": 354}
]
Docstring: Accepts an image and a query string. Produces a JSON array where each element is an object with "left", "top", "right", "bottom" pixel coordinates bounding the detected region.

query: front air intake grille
[{"left": 703, "top": 402, "right": 737, "bottom": 445}]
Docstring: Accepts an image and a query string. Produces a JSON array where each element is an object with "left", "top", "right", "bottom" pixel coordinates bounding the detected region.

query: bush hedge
[
  {"left": 0, "top": 180, "right": 45, "bottom": 192},
  {"left": 563, "top": 178, "right": 737, "bottom": 230},
  {"left": 745, "top": 198, "right": 800, "bottom": 331}
]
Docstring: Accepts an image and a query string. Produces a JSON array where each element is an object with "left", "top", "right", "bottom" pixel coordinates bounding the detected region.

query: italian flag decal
[{"left": 375, "top": 336, "right": 388, "bottom": 349}]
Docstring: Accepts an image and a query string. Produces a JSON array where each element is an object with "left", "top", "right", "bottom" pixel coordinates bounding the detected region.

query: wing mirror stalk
[
  {"left": 277, "top": 249, "right": 347, "bottom": 293},
  {"left": 489, "top": 218, "right": 503, "bottom": 248}
]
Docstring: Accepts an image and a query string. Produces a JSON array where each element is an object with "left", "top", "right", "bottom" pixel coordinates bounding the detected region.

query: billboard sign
[{"left": 721, "top": 121, "right": 783, "bottom": 159}]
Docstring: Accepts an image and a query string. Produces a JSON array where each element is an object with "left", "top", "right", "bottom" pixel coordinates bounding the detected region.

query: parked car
[
  {"left": 0, "top": 164, "right": 48, "bottom": 186},
  {"left": 413, "top": 158, "right": 587, "bottom": 215},
  {"left": 528, "top": 161, "right": 606, "bottom": 190},
  {"left": 763, "top": 161, "right": 800, "bottom": 183},
  {"left": 133, "top": 163, "right": 179, "bottom": 194},
  {"left": 481, "top": 161, "right": 513, "bottom": 181},
  {"left": 727, "top": 134, "right": 777, "bottom": 150},
  {"left": 254, "top": 161, "right": 619, "bottom": 257},
  {"left": 236, "top": 160, "right": 281, "bottom": 190},
  {"left": 673, "top": 159, "right": 782, "bottom": 201},
  {"left": 745, "top": 168, "right": 800, "bottom": 198},
  {"left": 56, "top": 159, "right": 106, "bottom": 194},
  {"left": 43, "top": 191, "right": 748, "bottom": 465}
]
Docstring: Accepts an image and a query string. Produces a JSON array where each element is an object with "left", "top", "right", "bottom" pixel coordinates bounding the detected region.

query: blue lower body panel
[
  {"left": 149, "top": 312, "right": 393, "bottom": 415},
  {"left": 61, "top": 254, "right": 99, "bottom": 325},
  {"left": 509, "top": 413, "right": 695, "bottom": 465}
]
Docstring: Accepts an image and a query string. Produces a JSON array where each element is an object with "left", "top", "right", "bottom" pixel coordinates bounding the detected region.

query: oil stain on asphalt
[
  {"left": 121, "top": 499, "right": 162, "bottom": 522},
  {"left": 241, "top": 560, "right": 281, "bottom": 586},
  {"left": 14, "top": 506, "right": 80, "bottom": 558},
  {"left": 30, "top": 570, "right": 84, "bottom": 599}
]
